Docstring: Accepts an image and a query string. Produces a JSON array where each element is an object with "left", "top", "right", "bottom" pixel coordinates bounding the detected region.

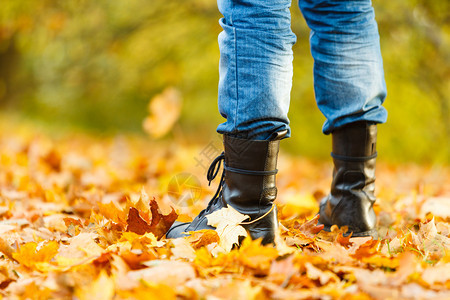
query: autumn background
[
  {"left": 0, "top": 0, "right": 449, "bottom": 299},
  {"left": 1, "top": 0, "right": 449, "bottom": 162}
]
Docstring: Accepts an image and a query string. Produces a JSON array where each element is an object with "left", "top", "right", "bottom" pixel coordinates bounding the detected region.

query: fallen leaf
[
  {"left": 126, "top": 197, "right": 177, "bottom": 239},
  {"left": 206, "top": 206, "right": 249, "bottom": 252},
  {"left": 13, "top": 241, "right": 59, "bottom": 269},
  {"left": 348, "top": 237, "right": 378, "bottom": 259},
  {"left": 186, "top": 229, "right": 220, "bottom": 249},
  {"left": 0, "top": 119, "right": 448, "bottom": 299},
  {"left": 118, "top": 231, "right": 161, "bottom": 250},
  {"left": 126, "top": 207, "right": 152, "bottom": 235},
  {"left": 97, "top": 201, "right": 128, "bottom": 228},
  {"left": 293, "top": 215, "right": 324, "bottom": 238},
  {"left": 56, "top": 232, "right": 104, "bottom": 267},
  {"left": 418, "top": 218, "right": 450, "bottom": 260}
]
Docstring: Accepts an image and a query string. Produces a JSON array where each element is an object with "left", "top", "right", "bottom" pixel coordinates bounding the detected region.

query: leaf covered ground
[{"left": 0, "top": 125, "right": 448, "bottom": 299}]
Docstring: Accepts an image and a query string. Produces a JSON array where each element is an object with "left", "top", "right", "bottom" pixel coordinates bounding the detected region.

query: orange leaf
[
  {"left": 186, "top": 229, "right": 220, "bottom": 249},
  {"left": 293, "top": 215, "right": 324, "bottom": 238},
  {"left": 63, "top": 217, "right": 84, "bottom": 227},
  {"left": 120, "top": 250, "right": 157, "bottom": 270},
  {"left": 336, "top": 231, "right": 353, "bottom": 247},
  {"left": 348, "top": 237, "right": 378, "bottom": 259},
  {"left": 98, "top": 201, "right": 128, "bottom": 228}
]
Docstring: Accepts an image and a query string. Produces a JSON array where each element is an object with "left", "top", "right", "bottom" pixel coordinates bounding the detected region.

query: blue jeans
[{"left": 216, "top": 0, "right": 387, "bottom": 139}]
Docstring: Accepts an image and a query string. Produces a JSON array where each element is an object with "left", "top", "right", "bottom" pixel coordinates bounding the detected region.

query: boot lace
[
  {"left": 199, "top": 152, "right": 225, "bottom": 215},
  {"left": 197, "top": 151, "right": 278, "bottom": 224}
]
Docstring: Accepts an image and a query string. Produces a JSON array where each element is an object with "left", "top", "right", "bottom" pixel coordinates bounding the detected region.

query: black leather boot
[
  {"left": 166, "top": 131, "right": 286, "bottom": 245},
  {"left": 318, "top": 122, "right": 378, "bottom": 238}
]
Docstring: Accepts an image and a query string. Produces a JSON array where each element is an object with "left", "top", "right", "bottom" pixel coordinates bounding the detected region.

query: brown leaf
[
  {"left": 148, "top": 199, "right": 178, "bottom": 239},
  {"left": 126, "top": 207, "right": 151, "bottom": 235},
  {"left": 126, "top": 199, "right": 177, "bottom": 239}
]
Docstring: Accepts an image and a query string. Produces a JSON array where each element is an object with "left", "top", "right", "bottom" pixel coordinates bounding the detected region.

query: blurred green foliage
[{"left": 0, "top": 0, "right": 448, "bottom": 163}]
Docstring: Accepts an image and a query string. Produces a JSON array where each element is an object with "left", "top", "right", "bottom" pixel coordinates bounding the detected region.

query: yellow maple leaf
[
  {"left": 206, "top": 206, "right": 249, "bottom": 252},
  {"left": 13, "top": 241, "right": 59, "bottom": 269},
  {"left": 119, "top": 231, "right": 162, "bottom": 250}
]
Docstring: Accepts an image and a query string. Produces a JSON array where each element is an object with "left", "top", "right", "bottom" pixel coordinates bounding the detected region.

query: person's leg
[
  {"left": 299, "top": 0, "right": 387, "bottom": 133},
  {"left": 298, "top": 0, "right": 387, "bottom": 238},
  {"left": 216, "top": 0, "right": 296, "bottom": 140},
  {"left": 167, "top": 0, "right": 296, "bottom": 244}
]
